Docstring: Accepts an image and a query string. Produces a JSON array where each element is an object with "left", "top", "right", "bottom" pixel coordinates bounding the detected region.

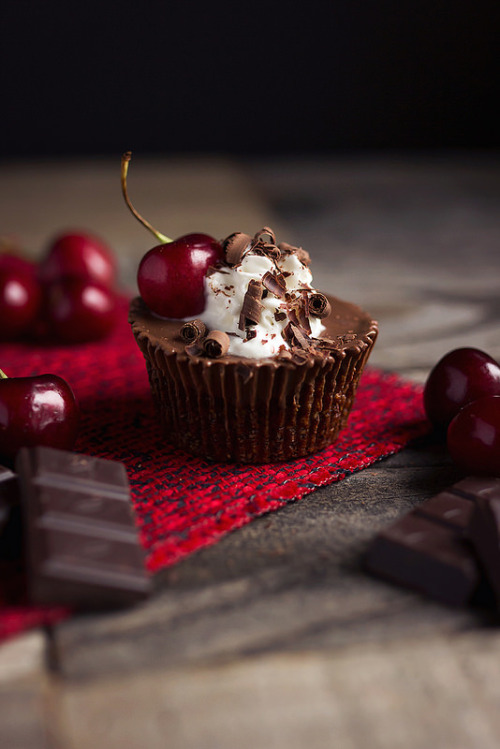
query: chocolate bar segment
[
  {"left": 16, "top": 446, "right": 151, "bottom": 609},
  {"left": 0, "top": 464, "right": 22, "bottom": 561},
  {"left": 467, "top": 479, "right": 500, "bottom": 607},
  {"left": 365, "top": 486, "right": 480, "bottom": 606}
]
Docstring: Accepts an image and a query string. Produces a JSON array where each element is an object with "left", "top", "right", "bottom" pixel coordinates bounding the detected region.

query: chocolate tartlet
[{"left": 129, "top": 288, "right": 378, "bottom": 463}]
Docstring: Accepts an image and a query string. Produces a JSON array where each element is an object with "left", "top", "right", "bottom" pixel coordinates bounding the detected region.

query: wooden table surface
[{"left": 1, "top": 154, "right": 500, "bottom": 748}]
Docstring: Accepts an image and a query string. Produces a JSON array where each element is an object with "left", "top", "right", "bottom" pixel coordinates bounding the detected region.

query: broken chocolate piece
[
  {"left": 223, "top": 232, "right": 252, "bottom": 265},
  {"left": 180, "top": 319, "right": 208, "bottom": 343},
  {"left": 238, "top": 279, "right": 264, "bottom": 331},
  {"left": 467, "top": 478, "right": 500, "bottom": 607},
  {"left": 1, "top": 465, "right": 18, "bottom": 527},
  {"left": 365, "top": 483, "right": 481, "bottom": 607},
  {"left": 262, "top": 271, "right": 287, "bottom": 298},
  {"left": 16, "top": 446, "right": 151, "bottom": 609},
  {"left": 0, "top": 465, "right": 22, "bottom": 561},
  {"left": 203, "top": 330, "right": 230, "bottom": 358},
  {"left": 308, "top": 292, "right": 331, "bottom": 319}
]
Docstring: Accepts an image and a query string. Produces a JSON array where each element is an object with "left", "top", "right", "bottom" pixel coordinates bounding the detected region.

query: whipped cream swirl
[{"left": 199, "top": 236, "right": 325, "bottom": 359}]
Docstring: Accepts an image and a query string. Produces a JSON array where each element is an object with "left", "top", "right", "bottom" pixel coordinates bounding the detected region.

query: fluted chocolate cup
[{"left": 129, "top": 296, "right": 378, "bottom": 463}]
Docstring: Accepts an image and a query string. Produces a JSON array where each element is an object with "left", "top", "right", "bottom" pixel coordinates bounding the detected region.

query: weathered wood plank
[{"left": 56, "top": 632, "right": 500, "bottom": 749}]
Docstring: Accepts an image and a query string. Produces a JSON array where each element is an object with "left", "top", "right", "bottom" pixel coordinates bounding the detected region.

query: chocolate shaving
[
  {"left": 238, "top": 279, "right": 264, "bottom": 331},
  {"left": 290, "top": 347, "right": 309, "bottom": 364},
  {"left": 246, "top": 329, "right": 257, "bottom": 340},
  {"left": 262, "top": 271, "right": 287, "bottom": 298},
  {"left": 223, "top": 232, "right": 252, "bottom": 265},
  {"left": 180, "top": 319, "right": 208, "bottom": 343},
  {"left": 315, "top": 337, "right": 340, "bottom": 351},
  {"left": 253, "top": 227, "right": 276, "bottom": 245},
  {"left": 276, "top": 347, "right": 293, "bottom": 360},
  {"left": 288, "top": 303, "right": 311, "bottom": 336},
  {"left": 203, "top": 330, "right": 230, "bottom": 358},
  {"left": 282, "top": 321, "right": 312, "bottom": 351},
  {"left": 308, "top": 292, "right": 331, "bottom": 319},
  {"left": 274, "top": 310, "right": 287, "bottom": 322}
]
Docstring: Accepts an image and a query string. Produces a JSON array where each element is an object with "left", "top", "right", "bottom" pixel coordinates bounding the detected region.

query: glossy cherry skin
[
  {"left": 424, "top": 348, "right": 500, "bottom": 430},
  {"left": 44, "top": 279, "right": 117, "bottom": 343},
  {"left": 0, "top": 263, "right": 41, "bottom": 341},
  {"left": 39, "top": 232, "right": 116, "bottom": 289},
  {"left": 137, "top": 233, "right": 223, "bottom": 319},
  {"left": 447, "top": 395, "right": 500, "bottom": 476},
  {"left": 0, "top": 374, "right": 79, "bottom": 464}
]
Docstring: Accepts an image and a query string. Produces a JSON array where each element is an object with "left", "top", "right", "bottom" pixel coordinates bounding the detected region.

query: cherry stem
[
  {"left": 0, "top": 369, "right": 7, "bottom": 379},
  {"left": 121, "top": 152, "right": 172, "bottom": 245}
]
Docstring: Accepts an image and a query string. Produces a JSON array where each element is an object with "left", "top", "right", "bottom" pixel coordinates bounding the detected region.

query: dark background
[{"left": 0, "top": 0, "right": 498, "bottom": 159}]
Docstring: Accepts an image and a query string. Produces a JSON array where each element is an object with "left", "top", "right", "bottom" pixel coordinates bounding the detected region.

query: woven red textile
[{"left": 0, "top": 300, "right": 429, "bottom": 641}]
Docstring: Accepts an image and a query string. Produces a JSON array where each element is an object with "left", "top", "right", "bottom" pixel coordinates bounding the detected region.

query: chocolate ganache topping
[{"left": 129, "top": 228, "right": 378, "bottom": 367}]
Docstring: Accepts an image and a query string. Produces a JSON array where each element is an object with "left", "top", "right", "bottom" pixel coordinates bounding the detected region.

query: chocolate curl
[
  {"left": 282, "top": 321, "right": 313, "bottom": 351},
  {"left": 308, "top": 292, "right": 331, "bottom": 319},
  {"left": 203, "top": 330, "right": 230, "bottom": 358},
  {"left": 262, "top": 271, "right": 287, "bottom": 298},
  {"left": 223, "top": 232, "right": 252, "bottom": 265},
  {"left": 253, "top": 226, "right": 276, "bottom": 245},
  {"left": 238, "top": 279, "right": 264, "bottom": 331},
  {"left": 258, "top": 243, "right": 281, "bottom": 261},
  {"left": 180, "top": 319, "right": 208, "bottom": 343}
]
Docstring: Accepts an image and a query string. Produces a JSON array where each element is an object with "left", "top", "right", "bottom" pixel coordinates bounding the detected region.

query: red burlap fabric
[{"left": 0, "top": 301, "right": 429, "bottom": 641}]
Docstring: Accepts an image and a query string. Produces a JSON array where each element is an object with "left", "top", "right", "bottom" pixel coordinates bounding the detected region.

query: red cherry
[
  {"left": 0, "top": 371, "right": 79, "bottom": 465},
  {"left": 39, "top": 232, "right": 116, "bottom": 289},
  {"left": 44, "top": 279, "right": 117, "bottom": 343},
  {"left": 0, "top": 263, "right": 41, "bottom": 341},
  {"left": 120, "top": 152, "right": 223, "bottom": 318},
  {"left": 424, "top": 348, "right": 500, "bottom": 430},
  {"left": 447, "top": 395, "right": 500, "bottom": 476},
  {"left": 137, "top": 234, "right": 222, "bottom": 318}
]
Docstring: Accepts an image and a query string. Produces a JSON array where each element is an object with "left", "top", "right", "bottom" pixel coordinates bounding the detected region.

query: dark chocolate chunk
[
  {"left": 238, "top": 279, "right": 264, "bottom": 331},
  {"left": 180, "top": 319, "right": 207, "bottom": 343},
  {"left": 365, "top": 483, "right": 481, "bottom": 607},
  {"left": 467, "top": 479, "right": 500, "bottom": 607},
  {"left": 0, "top": 465, "right": 23, "bottom": 561},
  {"left": 308, "top": 292, "right": 331, "bottom": 319},
  {"left": 223, "top": 232, "right": 252, "bottom": 265},
  {"left": 16, "top": 446, "right": 151, "bottom": 609},
  {"left": 203, "top": 330, "right": 230, "bottom": 358},
  {"left": 1, "top": 465, "right": 19, "bottom": 529}
]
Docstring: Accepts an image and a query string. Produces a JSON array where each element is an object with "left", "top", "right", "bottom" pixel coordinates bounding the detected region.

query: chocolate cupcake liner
[{"left": 131, "top": 315, "right": 378, "bottom": 463}]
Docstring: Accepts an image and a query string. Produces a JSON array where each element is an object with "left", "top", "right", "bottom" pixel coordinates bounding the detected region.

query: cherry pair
[
  {"left": 0, "top": 232, "right": 117, "bottom": 344},
  {"left": 424, "top": 348, "right": 500, "bottom": 476}
]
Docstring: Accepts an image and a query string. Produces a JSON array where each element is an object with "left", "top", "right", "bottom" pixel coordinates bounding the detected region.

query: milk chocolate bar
[
  {"left": 365, "top": 484, "right": 480, "bottom": 606},
  {"left": 16, "top": 446, "right": 151, "bottom": 608}
]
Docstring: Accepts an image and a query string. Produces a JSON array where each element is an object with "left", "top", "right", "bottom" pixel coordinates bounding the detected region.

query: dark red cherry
[
  {"left": 39, "top": 232, "right": 116, "bottom": 289},
  {"left": 447, "top": 395, "right": 500, "bottom": 476},
  {"left": 44, "top": 279, "right": 117, "bottom": 343},
  {"left": 137, "top": 234, "right": 223, "bottom": 318},
  {"left": 120, "top": 152, "right": 223, "bottom": 318},
  {"left": 0, "top": 371, "right": 79, "bottom": 465},
  {"left": 0, "top": 263, "right": 41, "bottom": 341},
  {"left": 424, "top": 348, "right": 500, "bottom": 430}
]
